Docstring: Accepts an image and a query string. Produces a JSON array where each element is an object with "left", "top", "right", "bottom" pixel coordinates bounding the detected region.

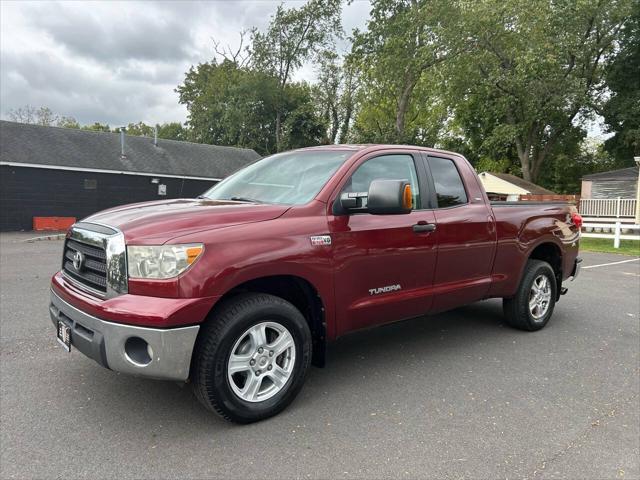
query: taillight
[{"left": 571, "top": 212, "right": 583, "bottom": 228}]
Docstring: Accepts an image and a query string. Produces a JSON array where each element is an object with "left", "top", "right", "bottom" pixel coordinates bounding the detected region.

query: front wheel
[
  {"left": 503, "top": 259, "right": 557, "bottom": 331},
  {"left": 191, "top": 293, "right": 312, "bottom": 423}
]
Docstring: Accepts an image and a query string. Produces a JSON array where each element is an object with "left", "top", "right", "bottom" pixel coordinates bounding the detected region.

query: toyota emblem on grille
[{"left": 72, "top": 251, "right": 85, "bottom": 271}]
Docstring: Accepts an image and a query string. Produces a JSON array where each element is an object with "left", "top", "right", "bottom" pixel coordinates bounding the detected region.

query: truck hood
[{"left": 83, "top": 198, "right": 290, "bottom": 244}]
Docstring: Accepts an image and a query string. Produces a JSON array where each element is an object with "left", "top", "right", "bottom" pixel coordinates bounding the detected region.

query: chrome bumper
[{"left": 50, "top": 290, "right": 199, "bottom": 381}]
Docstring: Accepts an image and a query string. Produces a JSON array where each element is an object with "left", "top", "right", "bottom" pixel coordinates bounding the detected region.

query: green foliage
[
  {"left": 448, "top": 0, "right": 632, "bottom": 182},
  {"left": 7, "top": 0, "right": 636, "bottom": 192},
  {"left": 312, "top": 51, "right": 359, "bottom": 143},
  {"left": 349, "top": 0, "right": 460, "bottom": 144},
  {"left": 178, "top": 60, "right": 279, "bottom": 154},
  {"left": 602, "top": 2, "right": 640, "bottom": 164},
  {"left": 250, "top": 0, "right": 342, "bottom": 84},
  {"left": 474, "top": 157, "right": 513, "bottom": 175},
  {"left": 177, "top": 60, "right": 325, "bottom": 155},
  {"left": 56, "top": 116, "right": 80, "bottom": 129},
  {"left": 283, "top": 102, "right": 328, "bottom": 150},
  {"left": 82, "top": 122, "right": 112, "bottom": 133},
  {"left": 125, "top": 122, "right": 154, "bottom": 137},
  {"left": 156, "top": 122, "right": 187, "bottom": 141},
  {"left": 250, "top": 0, "right": 342, "bottom": 150}
]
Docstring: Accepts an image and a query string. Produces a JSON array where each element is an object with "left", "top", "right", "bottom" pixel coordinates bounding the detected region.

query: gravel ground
[{"left": 1, "top": 232, "right": 638, "bottom": 479}]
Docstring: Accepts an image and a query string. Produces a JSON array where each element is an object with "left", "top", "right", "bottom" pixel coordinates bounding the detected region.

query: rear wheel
[
  {"left": 191, "top": 293, "right": 312, "bottom": 423},
  {"left": 503, "top": 259, "right": 557, "bottom": 331}
]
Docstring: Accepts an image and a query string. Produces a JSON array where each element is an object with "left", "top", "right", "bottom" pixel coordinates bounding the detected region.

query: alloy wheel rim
[
  {"left": 529, "top": 274, "right": 552, "bottom": 321},
  {"left": 227, "top": 321, "right": 296, "bottom": 403}
]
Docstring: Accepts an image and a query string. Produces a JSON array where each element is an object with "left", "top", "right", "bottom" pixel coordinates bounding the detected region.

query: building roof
[
  {"left": 478, "top": 172, "right": 555, "bottom": 195},
  {"left": 582, "top": 166, "right": 639, "bottom": 181},
  {"left": 0, "top": 121, "right": 260, "bottom": 180}
]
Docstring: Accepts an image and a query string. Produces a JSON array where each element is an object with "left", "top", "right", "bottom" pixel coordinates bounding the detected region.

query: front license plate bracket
[{"left": 57, "top": 321, "right": 71, "bottom": 352}]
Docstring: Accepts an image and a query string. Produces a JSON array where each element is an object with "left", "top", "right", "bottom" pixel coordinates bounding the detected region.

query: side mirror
[{"left": 367, "top": 179, "right": 413, "bottom": 215}]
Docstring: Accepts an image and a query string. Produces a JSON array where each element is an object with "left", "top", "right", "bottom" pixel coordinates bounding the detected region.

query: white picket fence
[{"left": 579, "top": 197, "right": 637, "bottom": 218}]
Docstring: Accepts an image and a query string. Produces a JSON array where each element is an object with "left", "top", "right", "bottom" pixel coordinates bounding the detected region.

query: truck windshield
[{"left": 202, "top": 150, "right": 352, "bottom": 205}]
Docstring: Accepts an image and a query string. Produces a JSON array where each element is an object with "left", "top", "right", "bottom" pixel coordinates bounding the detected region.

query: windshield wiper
[{"left": 228, "top": 196, "right": 266, "bottom": 204}]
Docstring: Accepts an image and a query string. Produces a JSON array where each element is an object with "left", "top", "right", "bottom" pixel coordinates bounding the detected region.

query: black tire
[
  {"left": 191, "top": 293, "right": 312, "bottom": 423},
  {"left": 503, "top": 259, "right": 557, "bottom": 331}
]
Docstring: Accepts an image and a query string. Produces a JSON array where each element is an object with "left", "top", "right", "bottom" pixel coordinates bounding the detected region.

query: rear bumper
[
  {"left": 570, "top": 257, "right": 582, "bottom": 281},
  {"left": 50, "top": 289, "right": 199, "bottom": 381}
]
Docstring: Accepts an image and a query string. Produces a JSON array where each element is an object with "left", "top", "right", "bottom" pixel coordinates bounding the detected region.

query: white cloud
[{"left": 0, "top": 0, "right": 370, "bottom": 126}]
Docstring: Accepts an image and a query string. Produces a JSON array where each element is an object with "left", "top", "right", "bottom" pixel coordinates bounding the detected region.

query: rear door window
[{"left": 428, "top": 157, "right": 468, "bottom": 208}]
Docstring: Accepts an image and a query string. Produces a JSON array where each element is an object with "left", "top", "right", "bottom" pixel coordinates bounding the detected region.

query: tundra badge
[
  {"left": 310, "top": 235, "right": 332, "bottom": 246},
  {"left": 369, "top": 284, "right": 401, "bottom": 295}
]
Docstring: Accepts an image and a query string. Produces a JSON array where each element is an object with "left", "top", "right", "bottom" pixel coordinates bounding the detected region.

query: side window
[
  {"left": 428, "top": 157, "right": 468, "bottom": 208},
  {"left": 343, "top": 154, "right": 420, "bottom": 209}
]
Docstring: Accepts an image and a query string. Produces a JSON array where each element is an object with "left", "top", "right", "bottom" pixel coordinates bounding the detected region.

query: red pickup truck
[{"left": 50, "top": 144, "right": 582, "bottom": 423}]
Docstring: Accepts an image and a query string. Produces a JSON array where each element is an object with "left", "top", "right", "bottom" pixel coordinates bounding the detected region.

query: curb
[{"left": 22, "top": 233, "right": 66, "bottom": 243}]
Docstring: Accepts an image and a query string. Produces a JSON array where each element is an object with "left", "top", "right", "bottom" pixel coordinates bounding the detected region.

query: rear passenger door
[{"left": 423, "top": 155, "right": 496, "bottom": 312}]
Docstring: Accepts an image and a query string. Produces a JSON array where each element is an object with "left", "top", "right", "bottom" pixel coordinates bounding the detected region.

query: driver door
[{"left": 328, "top": 151, "right": 438, "bottom": 336}]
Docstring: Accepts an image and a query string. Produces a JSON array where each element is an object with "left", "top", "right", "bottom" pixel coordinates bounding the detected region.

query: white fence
[
  {"left": 579, "top": 197, "right": 637, "bottom": 218},
  {"left": 582, "top": 220, "right": 640, "bottom": 248}
]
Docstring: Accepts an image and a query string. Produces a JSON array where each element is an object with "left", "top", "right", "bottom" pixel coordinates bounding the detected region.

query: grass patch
[{"left": 580, "top": 237, "right": 640, "bottom": 256}]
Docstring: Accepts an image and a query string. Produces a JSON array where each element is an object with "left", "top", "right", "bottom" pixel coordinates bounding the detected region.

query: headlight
[{"left": 127, "top": 244, "right": 204, "bottom": 279}]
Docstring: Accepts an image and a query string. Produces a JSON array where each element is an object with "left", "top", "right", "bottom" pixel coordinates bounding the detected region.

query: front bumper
[{"left": 50, "top": 289, "right": 199, "bottom": 381}]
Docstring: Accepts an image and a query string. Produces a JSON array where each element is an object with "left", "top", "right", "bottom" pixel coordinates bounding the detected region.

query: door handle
[{"left": 412, "top": 222, "right": 436, "bottom": 233}]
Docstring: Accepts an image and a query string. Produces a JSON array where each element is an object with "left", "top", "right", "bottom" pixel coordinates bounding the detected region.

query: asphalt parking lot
[{"left": 1, "top": 232, "right": 638, "bottom": 479}]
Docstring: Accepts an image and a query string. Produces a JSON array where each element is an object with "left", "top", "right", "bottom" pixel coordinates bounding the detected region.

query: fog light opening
[{"left": 124, "top": 337, "right": 153, "bottom": 366}]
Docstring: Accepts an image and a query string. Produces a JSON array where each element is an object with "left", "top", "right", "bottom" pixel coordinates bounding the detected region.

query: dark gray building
[
  {"left": 581, "top": 166, "right": 639, "bottom": 199},
  {"left": 0, "top": 121, "right": 260, "bottom": 231}
]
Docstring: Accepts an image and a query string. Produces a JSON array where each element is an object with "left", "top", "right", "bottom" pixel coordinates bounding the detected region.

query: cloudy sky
[{"left": 1, "top": 1, "right": 371, "bottom": 127}]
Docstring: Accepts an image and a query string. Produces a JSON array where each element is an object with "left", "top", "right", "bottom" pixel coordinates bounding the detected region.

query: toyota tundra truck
[{"left": 49, "top": 144, "right": 582, "bottom": 423}]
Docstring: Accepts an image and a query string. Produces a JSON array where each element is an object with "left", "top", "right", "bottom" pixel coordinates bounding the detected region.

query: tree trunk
[
  {"left": 339, "top": 103, "right": 352, "bottom": 143},
  {"left": 329, "top": 105, "right": 339, "bottom": 143},
  {"left": 514, "top": 134, "right": 533, "bottom": 182},
  {"left": 520, "top": 151, "right": 533, "bottom": 182},
  {"left": 275, "top": 110, "right": 282, "bottom": 152},
  {"left": 395, "top": 73, "right": 416, "bottom": 140}
]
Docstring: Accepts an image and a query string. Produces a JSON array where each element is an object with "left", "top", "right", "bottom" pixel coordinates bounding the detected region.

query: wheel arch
[
  {"left": 204, "top": 274, "right": 327, "bottom": 367},
  {"left": 527, "top": 240, "right": 563, "bottom": 299}
]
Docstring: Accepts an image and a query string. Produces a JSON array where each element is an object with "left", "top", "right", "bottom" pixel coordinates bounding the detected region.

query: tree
[
  {"left": 125, "top": 121, "right": 154, "bottom": 137},
  {"left": 157, "top": 122, "right": 187, "bottom": 141},
  {"left": 602, "top": 1, "right": 640, "bottom": 163},
  {"left": 7, "top": 105, "right": 37, "bottom": 124},
  {"left": 350, "top": 0, "right": 461, "bottom": 144},
  {"left": 338, "top": 59, "right": 359, "bottom": 143},
  {"left": 82, "top": 122, "right": 112, "bottom": 133},
  {"left": 57, "top": 116, "right": 80, "bottom": 129},
  {"left": 313, "top": 52, "right": 359, "bottom": 143},
  {"left": 451, "top": 0, "right": 632, "bottom": 183},
  {"left": 282, "top": 87, "right": 328, "bottom": 149},
  {"left": 35, "top": 107, "right": 57, "bottom": 126},
  {"left": 250, "top": 0, "right": 342, "bottom": 150},
  {"left": 178, "top": 60, "right": 279, "bottom": 154},
  {"left": 7, "top": 105, "right": 80, "bottom": 129},
  {"left": 177, "top": 58, "right": 326, "bottom": 155},
  {"left": 314, "top": 51, "right": 342, "bottom": 143}
]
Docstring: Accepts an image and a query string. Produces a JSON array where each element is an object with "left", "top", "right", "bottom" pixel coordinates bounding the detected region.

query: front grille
[{"left": 63, "top": 238, "right": 108, "bottom": 294}]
